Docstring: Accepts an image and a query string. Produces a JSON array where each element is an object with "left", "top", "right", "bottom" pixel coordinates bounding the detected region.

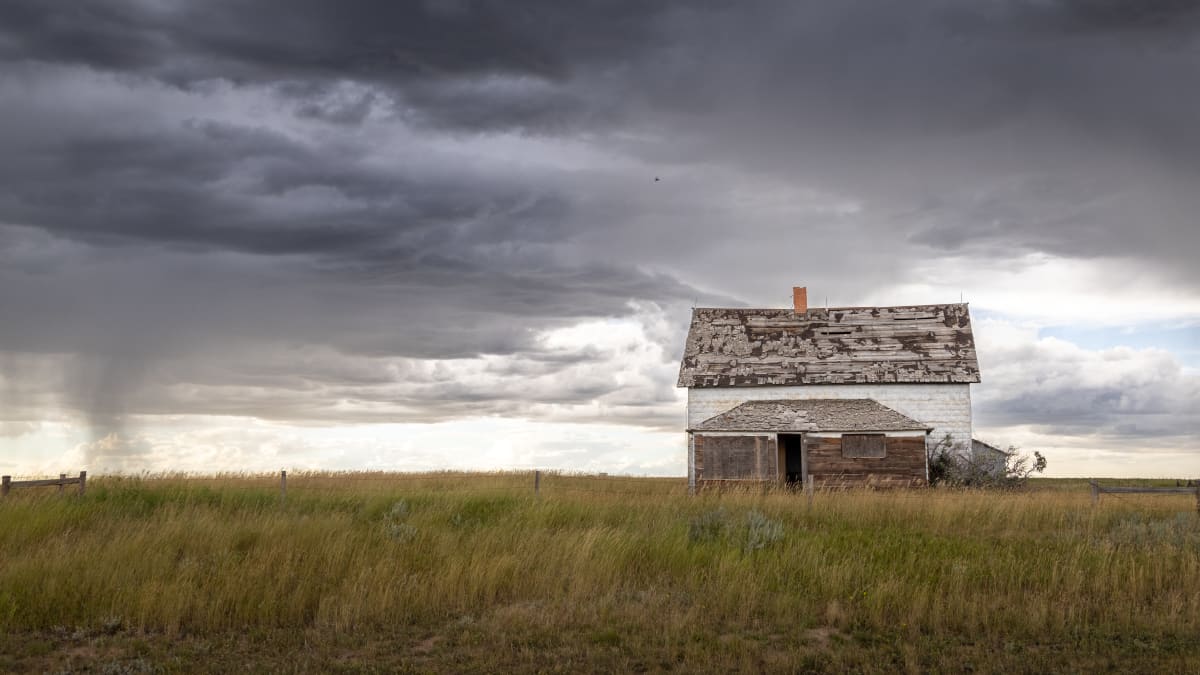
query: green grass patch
[{"left": 1, "top": 472, "right": 1197, "bottom": 672}]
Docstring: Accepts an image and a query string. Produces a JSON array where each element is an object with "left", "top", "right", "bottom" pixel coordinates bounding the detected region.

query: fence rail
[
  {"left": 1, "top": 471, "right": 87, "bottom": 496},
  {"left": 1089, "top": 480, "right": 1200, "bottom": 512}
]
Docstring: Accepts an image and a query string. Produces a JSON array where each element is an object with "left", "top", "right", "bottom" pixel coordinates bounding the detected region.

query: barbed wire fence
[
  {"left": 0, "top": 469, "right": 699, "bottom": 500},
  {"left": 4, "top": 471, "right": 1198, "bottom": 508}
]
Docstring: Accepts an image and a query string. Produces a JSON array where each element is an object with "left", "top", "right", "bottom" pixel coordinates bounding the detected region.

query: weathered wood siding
[
  {"left": 806, "top": 435, "right": 927, "bottom": 487},
  {"left": 694, "top": 434, "right": 777, "bottom": 482}
]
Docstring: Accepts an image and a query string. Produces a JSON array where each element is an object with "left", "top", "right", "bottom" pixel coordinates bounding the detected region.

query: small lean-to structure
[
  {"left": 970, "top": 439, "right": 1014, "bottom": 476},
  {"left": 677, "top": 287, "right": 981, "bottom": 490}
]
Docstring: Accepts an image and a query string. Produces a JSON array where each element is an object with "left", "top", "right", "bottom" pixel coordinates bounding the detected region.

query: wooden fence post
[
  {"left": 534, "top": 470, "right": 540, "bottom": 496},
  {"left": 1195, "top": 486, "right": 1199, "bottom": 515},
  {"left": 806, "top": 474, "right": 814, "bottom": 508},
  {"left": 1, "top": 476, "right": 9, "bottom": 497},
  {"left": 79, "top": 471, "right": 87, "bottom": 496},
  {"left": 58, "top": 473, "right": 66, "bottom": 495},
  {"left": 280, "top": 470, "right": 287, "bottom": 504},
  {"left": 1090, "top": 480, "right": 1099, "bottom": 507}
]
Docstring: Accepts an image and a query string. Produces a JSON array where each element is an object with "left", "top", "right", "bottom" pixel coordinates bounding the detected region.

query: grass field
[{"left": 1, "top": 472, "right": 1198, "bottom": 673}]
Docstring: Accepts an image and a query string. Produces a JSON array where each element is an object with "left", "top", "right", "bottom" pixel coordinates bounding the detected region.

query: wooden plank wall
[
  {"left": 694, "top": 434, "right": 778, "bottom": 481},
  {"left": 806, "top": 436, "right": 927, "bottom": 487}
]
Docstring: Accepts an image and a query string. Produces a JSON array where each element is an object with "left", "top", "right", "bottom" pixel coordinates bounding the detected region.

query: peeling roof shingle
[
  {"left": 677, "top": 303, "right": 981, "bottom": 387},
  {"left": 691, "top": 399, "right": 931, "bottom": 433}
]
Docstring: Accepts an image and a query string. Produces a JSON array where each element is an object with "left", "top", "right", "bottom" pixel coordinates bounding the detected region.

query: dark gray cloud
[
  {"left": 668, "top": 3, "right": 1200, "bottom": 267},
  {"left": 0, "top": 0, "right": 686, "bottom": 92},
  {"left": 0, "top": 0, "right": 1197, "bottom": 458}
]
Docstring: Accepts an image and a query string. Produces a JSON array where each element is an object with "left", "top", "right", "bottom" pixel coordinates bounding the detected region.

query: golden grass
[{"left": 1, "top": 472, "right": 1198, "bottom": 673}]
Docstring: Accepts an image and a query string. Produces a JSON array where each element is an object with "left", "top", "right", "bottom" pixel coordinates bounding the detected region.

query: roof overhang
[{"left": 691, "top": 398, "right": 932, "bottom": 434}]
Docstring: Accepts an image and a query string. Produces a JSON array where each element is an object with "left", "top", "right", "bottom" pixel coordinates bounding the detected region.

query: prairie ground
[{"left": 1, "top": 472, "right": 1198, "bottom": 673}]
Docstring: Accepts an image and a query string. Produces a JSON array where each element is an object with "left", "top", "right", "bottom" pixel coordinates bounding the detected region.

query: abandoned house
[{"left": 677, "top": 287, "right": 981, "bottom": 489}]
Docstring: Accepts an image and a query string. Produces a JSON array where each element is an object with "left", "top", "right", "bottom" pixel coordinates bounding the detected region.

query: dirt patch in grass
[
  {"left": 412, "top": 635, "right": 441, "bottom": 654},
  {"left": 803, "top": 626, "right": 841, "bottom": 649}
]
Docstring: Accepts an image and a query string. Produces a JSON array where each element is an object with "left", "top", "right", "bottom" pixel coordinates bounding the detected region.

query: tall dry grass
[{"left": 1, "top": 472, "right": 1198, "bottom": 670}]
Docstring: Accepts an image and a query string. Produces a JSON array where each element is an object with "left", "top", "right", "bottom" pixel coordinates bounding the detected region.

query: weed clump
[
  {"left": 743, "top": 510, "right": 785, "bottom": 552},
  {"left": 384, "top": 500, "right": 417, "bottom": 542},
  {"left": 687, "top": 507, "right": 730, "bottom": 544},
  {"left": 688, "top": 508, "right": 785, "bottom": 553}
]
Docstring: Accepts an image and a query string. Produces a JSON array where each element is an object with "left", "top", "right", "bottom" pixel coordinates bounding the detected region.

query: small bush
[
  {"left": 388, "top": 500, "right": 410, "bottom": 521},
  {"left": 384, "top": 500, "right": 417, "bottom": 542},
  {"left": 743, "top": 510, "right": 785, "bottom": 553},
  {"left": 927, "top": 435, "right": 1046, "bottom": 489},
  {"left": 687, "top": 508, "right": 784, "bottom": 553}
]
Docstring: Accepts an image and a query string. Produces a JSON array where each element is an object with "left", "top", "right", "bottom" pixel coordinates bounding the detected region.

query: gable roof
[
  {"left": 677, "top": 303, "right": 980, "bottom": 387},
  {"left": 691, "top": 398, "right": 930, "bottom": 433}
]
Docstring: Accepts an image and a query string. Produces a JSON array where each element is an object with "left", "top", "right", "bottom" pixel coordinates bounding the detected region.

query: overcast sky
[{"left": 2, "top": 0, "right": 1197, "bottom": 477}]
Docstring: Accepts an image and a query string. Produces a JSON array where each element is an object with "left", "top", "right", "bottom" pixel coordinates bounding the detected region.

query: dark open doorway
[{"left": 779, "top": 434, "right": 805, "bottom": 485}]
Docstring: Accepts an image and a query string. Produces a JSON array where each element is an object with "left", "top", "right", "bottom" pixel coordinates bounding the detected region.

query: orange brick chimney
[{"left": 793, "top": 286, "right": 808, "bottom": 314}]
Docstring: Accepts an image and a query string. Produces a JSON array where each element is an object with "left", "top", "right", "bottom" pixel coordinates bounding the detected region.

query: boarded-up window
[
  {"left": 842, "top": 434, "right": 886, "bottom": 459},
  {"left": 694, "top": 434, "right": 776, "bottom": 480}
]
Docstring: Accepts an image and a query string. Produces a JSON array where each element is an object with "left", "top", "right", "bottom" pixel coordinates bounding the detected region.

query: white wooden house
[{"left": 677, "top": 287, "right": 981, "bottom": 489}]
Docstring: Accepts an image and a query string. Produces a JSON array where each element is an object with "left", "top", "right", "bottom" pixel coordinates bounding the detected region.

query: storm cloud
[{"left": 1, "top": 1, "right": 1196, "bottom": 472}]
